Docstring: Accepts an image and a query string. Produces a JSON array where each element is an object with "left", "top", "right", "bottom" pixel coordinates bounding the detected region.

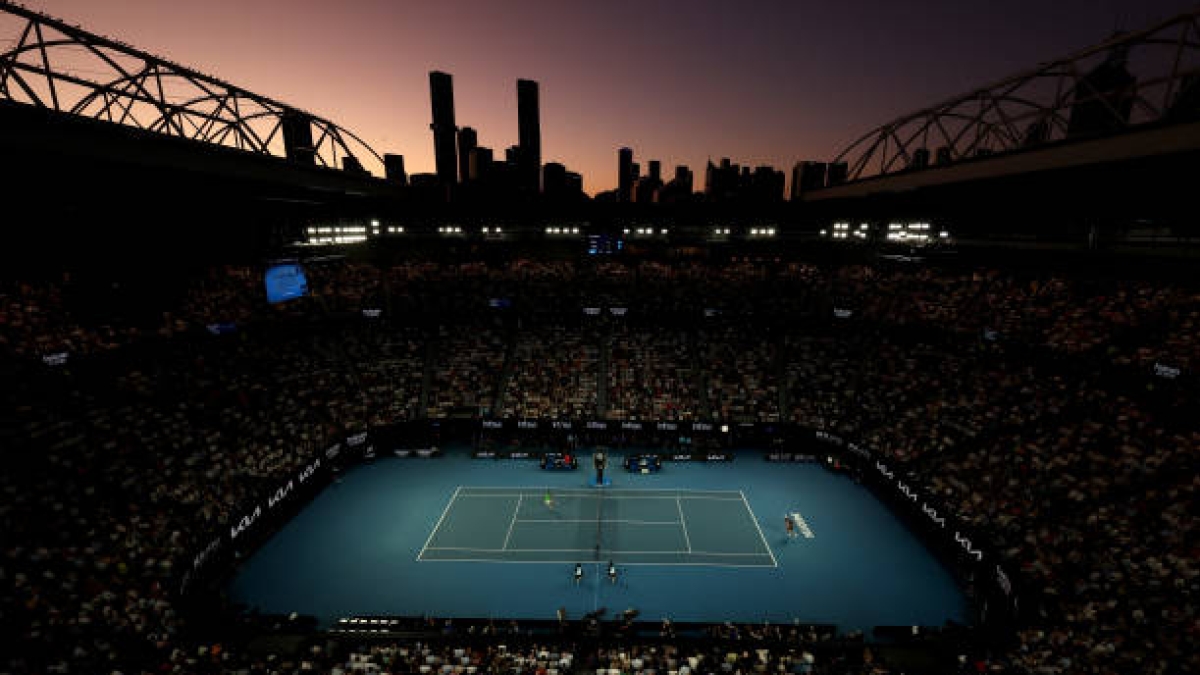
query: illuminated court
[{"left": 418, "top": 487, "right": 777, "bottom": 567}]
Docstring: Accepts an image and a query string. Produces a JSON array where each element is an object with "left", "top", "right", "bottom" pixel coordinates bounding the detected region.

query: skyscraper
[
  {"left": 618, "top": 148, "right": 633, "bottom": 203},
  {"left": 429, "top": 71, "right": 458, "bottom": 185},
  {"left": 674, "top": 165, "right": 692, "bottom": 193},
  {"left": 517, "top": 79, "right": 541, "bottom": 193},
  {"left": 457, "top": 127, "right": 477, "bottom": 185}
]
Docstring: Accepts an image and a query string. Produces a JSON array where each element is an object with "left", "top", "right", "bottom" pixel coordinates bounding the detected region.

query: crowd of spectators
[
  {"left": 343, "top": 324, "right": 426, "bottom": 426},
  {"left": 427, "top": 324, "right": 508, "bottom": 419},
  {"left": 702, "top": 325, "right": 780, "bottom": 424},
  {"left": 1, "top": 253, "right": 1197, "bottom": 674},
  {"left": 608, "top": 326, "right": 698, "bottom": 421},
  {"left": 502, "top": 325, "right": 600, "bottom": 419}
]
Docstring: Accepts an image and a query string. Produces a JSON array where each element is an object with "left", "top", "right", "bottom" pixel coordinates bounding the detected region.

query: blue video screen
[{"left": 264, "top": 264, "right": 308, "bottom": 304}]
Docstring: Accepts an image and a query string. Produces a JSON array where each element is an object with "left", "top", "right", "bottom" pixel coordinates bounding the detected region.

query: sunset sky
[{"left": 27, "top": 0, "right": 1199, "bottom": 194}]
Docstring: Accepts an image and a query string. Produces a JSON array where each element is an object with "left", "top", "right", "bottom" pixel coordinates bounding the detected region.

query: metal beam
[
  {"left": 0, "top": 0, "right": 385, "bottom": 174},
  {"left": 806, "top": 119, "right": 1200, "bottom": 201},
  {"left": 827, "top": 9, "right": 1200, "bottom": 183}
]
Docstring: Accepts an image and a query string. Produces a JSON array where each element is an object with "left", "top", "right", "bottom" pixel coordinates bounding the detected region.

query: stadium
[{"left": 2, "top": 2, "right": 1198, "bottom": 674}]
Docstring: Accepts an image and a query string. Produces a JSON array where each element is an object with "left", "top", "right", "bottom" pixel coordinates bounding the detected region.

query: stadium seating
[{"left": 1, "top": 255, "right": 1196, "bottom": 675}]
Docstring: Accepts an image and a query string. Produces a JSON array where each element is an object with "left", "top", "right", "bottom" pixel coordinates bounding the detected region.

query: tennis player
[{"left": 544, "top": 489, "right": 555, "bottom": 511}]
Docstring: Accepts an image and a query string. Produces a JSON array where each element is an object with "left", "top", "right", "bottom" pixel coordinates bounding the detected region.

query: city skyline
[{"left": 24, "top": 0, "right": 1200, "bottom": 195}]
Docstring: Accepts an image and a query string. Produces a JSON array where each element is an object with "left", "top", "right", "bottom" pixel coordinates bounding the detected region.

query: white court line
[
  {"left": 516, "top": 518, "right": 681, "bottom": 525},
  {"left": 676, "top": 497, "right": 692, "bottom": 553},
  {"left": 416, "top": 486, "right": 461, "bottom": 561},
  {"left": 740, "top": 490, "right": 779, "bottom": 568},
  {"left": 425, "top": 546, "right": 771, "bottom": 556},
  {"left": 458, "top": 486, "right": 744, "bottom": 497},
  {"left": 416, "top": 557, "right": 776, "bottom": 568},
  {"left": 461, "top": 486, "right": 742, "bottom": 494},
  {"left": 419, "top": 486, "right": 776, "bottom": 566},
  {"left": 458, "top": 493, "right": 743, "bottom": 501},
  {"left": 500, "top": 495, "right": 522, "bottom": 550}
]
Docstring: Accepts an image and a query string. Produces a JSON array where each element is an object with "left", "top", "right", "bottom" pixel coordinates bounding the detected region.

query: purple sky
[{"left": 26, "top": 0, "right": 1200, "bottom": 194}]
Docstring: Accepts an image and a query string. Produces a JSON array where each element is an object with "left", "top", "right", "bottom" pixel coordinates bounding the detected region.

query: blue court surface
[
  {"left": 418, "top": 487, "right": 776, "bottom": 566},
  {"left": 228, "top": 449, "right": 966, "bottom": 631}
]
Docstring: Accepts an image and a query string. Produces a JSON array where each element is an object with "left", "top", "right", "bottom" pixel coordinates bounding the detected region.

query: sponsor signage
[
  {"left": 394, "top": 448, "right": 439, "bottom": 458},
  {"left": 810, "top": 425, "right": 1014, "bottom": 609},
  {"left": 667, "top": 452, "right": 732, "bottom": 462},
  {"left": 1154, "top": 362, "right": 1181, "bottom": 379},
  {"left": 765, "top": 453, "right": 818, "bottom": 462},
  {"left": 42, "top": 351, "right": 69, "bottom": 366},
  {"left": 183, "top": 432, "right": 374, "bottom": 594}
]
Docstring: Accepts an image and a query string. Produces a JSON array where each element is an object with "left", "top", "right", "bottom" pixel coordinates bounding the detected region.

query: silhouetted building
[
  {"left": 457, "top": 127, "right": 477, "bottom": 184},
  {"left": 429, "top": 71, "right": 458, "bottom": 184},
  {"left": 674, "top": 165, "right": 692, "bottom": 191},
  {"left": 543, "top": 162, "right": 583, "bottom": 202},
  {"left": 543, "top": 161, "right": 567, "bottom": 195},
  {"left": 342, "top": 155, "right": 368, "bottom": 176},
  {"left": 634, "top": 159, "right": 663, "bottom": 203},
  {"left": 705, "top": 158, "right": 740, "bottom": 201},
  {"left": 634, "top": 177, "right": 658, "bottom": 204},
  {"left": 517, "top": 79, "right": 541, "bottom": 193},
  {"left": 384, "top": 154, "right": 408, "bottom": 186},
  {"left": 281, "top": 110, "right": 315, "bottom": 165},
  {"left": 791, "top": 161, "right": 826, "bottom": 200},
  {"left": 659, "top": 165, "right": 693, "bottom": 204},
  {"left": 750, "top": 165, "right": 785, "bottom": 202},
  {"left": 468, "top": 146, "right": 492, "bottom": 183},
  {"left": 618, "top": 148, "right": 633, "bottom": 203},
  {"left": 827, "top": 162, "right": 848, "bottom": 185},
  {"left": 489, "top": 159, "right": 517, "bottom": 195},
  {"left": 407, "top": 172, "right": 444, "bottom": 202},
  {"left": 565, "top": 171, "right": 583, "bottom": 196},
  {"left": 706, "top": 159, "right": 783, "bottom": 202},
  {"left": 910, "top": 148, "right": 930, "bottom": 170},
  {"left": 1068, "top": 47, "right": 1136, "bottom": 138}
]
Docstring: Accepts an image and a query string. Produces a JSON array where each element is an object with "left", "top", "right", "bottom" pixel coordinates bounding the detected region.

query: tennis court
[{"left": 417, "top": 487, "right": 777, "bottom": 567}]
